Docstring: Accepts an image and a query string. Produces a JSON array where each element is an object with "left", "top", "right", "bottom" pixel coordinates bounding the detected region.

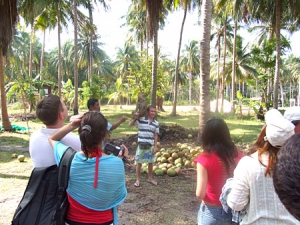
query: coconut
[
  {"left": 174, "top": 158, "right": 182, "bottom": 165},
  {"left": 178, "top": 152, "right": 184, "bottom": 158},
  {"left": 18, "top": 155, "right": 25, "bottom": 162},
  {"left": 171, "top": 152, "right": 179, "bottom": 160},
  {"left": 167, "top": 157, "right": 174, "bottom": 163},
  {"left": 162, "top": 167, "right": 167, "bottom": 174},
  {"left": 184, "top": 160, "right": 191, "bottom": 168},
  {"left": 158, "top": 164, "right": 166, "bottom": 169},
  {"left": 155, "top": 169, "right": 163, "bottom": 176},
  {"left": 161, "top": 157, "right": 168, "bottom": 163},
  {"left": 167, "top": 163, "right": 173, "bottom": 169},
  {"left": 176, "top": 163, "right": 182, "bottom": 168},
  {"left": 163, "top": 152, "right": 170, "bottom": 158},
  {"left": 167, "top": 168, "right": 176, "bottom": 177}
]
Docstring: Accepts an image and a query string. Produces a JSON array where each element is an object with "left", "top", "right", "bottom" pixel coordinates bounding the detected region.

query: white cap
[
  {"left": 265, "top": 109, "right": 295, "bottom": 147},
  {"left": 284, "top": 107, "right": 300, "bottom": 122}
]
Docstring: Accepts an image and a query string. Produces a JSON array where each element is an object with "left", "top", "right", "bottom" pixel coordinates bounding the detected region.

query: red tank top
[
  {"left": 194, "top": 151, "right": 243, "bottom": 205},
  {"left": 66, "top": 193, "right": 113, "bottom": 224}
]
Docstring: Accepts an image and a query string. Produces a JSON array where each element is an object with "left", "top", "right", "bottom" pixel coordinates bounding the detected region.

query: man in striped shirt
[{"left": 129, "top": 105, "right": 159, "bottom": 187}]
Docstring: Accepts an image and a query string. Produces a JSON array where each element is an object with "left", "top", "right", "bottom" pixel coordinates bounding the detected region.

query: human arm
[
  {"left": 129, "top": 113, "right": 139, "bottom": 126},
  {"left": 196, "top": 163, "right": 208, "bottom": 199},
  {"left": 48, "top": 114, "right": 83, "bottom": 148},
  {"left": 227, "top": 157, "right": 250, "bottom": 211},
  {"left": 152, "top": 133, "right": 158, "bottom": 154},
  {"left": 110, "top": 115, "right": 127, "bottom": 131}
]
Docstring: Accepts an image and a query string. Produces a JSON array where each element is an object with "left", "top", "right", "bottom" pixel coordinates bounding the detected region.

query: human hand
[
  {"left": 120, "top": 116, "right": 127, "bottom": 123},
  {"left": 120, "top": 144, "right": 129, "bottom": 157},
  {"left": 69, "top": 114, "right": 83, "bottom": 128},
  {"left": 152, "top": 146, "right": 157, "bottom": 154},
  {"left": 133, "top": 112, "right": 139, "bottom": 120}
]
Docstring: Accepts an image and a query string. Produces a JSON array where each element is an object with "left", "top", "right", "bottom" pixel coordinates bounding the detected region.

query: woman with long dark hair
[
  {"left": 194, "top": 117, "right": 243, "bottom": 224},
  {"left": 49, "top": 112, "right": 128, "bottom": 225}
]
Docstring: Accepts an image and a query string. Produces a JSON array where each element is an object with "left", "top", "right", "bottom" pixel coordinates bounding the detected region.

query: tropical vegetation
[{"left": 1, "top": 0, "right": 300, "bottom": 142}]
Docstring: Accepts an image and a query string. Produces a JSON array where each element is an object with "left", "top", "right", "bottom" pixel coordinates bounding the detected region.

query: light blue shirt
[{"left": 54, "top": 141, "right": 127, "bottom": 224}]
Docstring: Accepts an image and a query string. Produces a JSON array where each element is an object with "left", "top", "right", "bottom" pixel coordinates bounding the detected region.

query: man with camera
[{"left": 129, "top": 105, "right": 159, "bottom": 187}]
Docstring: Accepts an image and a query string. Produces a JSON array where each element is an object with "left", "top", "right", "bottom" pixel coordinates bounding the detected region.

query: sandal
[
  {"left": 147, "top": 179, "right": 157, "bottom": 186},
  {"left": 134, "top": 181, "right": 140, "bottom": 187}
]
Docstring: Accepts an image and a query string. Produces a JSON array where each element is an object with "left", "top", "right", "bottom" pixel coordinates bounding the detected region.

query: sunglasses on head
[{"left": 292, "top": 120, "right": 300, "bottom": 126}]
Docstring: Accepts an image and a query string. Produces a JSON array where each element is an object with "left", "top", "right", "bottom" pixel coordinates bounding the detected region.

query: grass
[
  {"left": 0, "top": 105, "right": 264, "bottom": 224},
  {"left": 0, "top": 105, "right": 263, "bottom": 146}
]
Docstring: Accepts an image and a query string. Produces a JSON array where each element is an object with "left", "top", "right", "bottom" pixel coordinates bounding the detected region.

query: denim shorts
[{"left": 198, "top": 203, "right": 233, "bottom": 225}]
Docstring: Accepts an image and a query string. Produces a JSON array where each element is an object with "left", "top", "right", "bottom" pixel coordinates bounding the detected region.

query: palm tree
[
  {"left": 81, "top": 0, "right": 109, "bottom": 82},
  {"left": 0, "top": 0, "right": 18, "bottom": 131},
  {"left": 115, "top": 43, "right": 139, "bottom": 80},
  {"left": 18, "top": 0, "right": 46, "bottom": 79},
  {"left": 145, "top": 0, "right": 163, "bottom": 106},
  {"left": 170, "top": 0, "right": 198, "bottom": 116},
  {"left": 35, "top": 6, "right": 57, "bottom": 80},
  {"left": 198, "top": 0, "right": 212, "bottom": 139},
  {"left": 125, "top": 2, "right": 147, "bottom": 53},
  {"left": 246, "top": 0, "right": 300, "bottom": 108},
  {"left": 73, "top": 0, "right": 79, "bottom": 115},
  {"left": 180, "top": 40, "right": 200, "bottom": 106}
]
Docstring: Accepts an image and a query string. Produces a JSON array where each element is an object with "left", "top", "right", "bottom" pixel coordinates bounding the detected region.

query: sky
[
  {"left": 43, "top": 0, "right": 200, "bottom": 59},
  {"left": 41, "top": 0, "right": 300, "bottom": 59}
]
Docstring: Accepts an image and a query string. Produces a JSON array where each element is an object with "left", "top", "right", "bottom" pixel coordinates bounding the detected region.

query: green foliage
[
  {"left": 80, "top": 75, "right": 106, "bottom": 106},
  {"left": 61, "top": 79, "right": 75, "bottom": 110},
  {"left": 107, "top": 77, "right": 128, "bottom": 106},
  {"left": 6, "top": 74, "right": 55, "bottom": 112}
]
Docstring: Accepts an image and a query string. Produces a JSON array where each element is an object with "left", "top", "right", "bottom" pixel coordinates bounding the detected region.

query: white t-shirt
[{"left": 29, "top": 127, "right": 81, "bottom": 167}]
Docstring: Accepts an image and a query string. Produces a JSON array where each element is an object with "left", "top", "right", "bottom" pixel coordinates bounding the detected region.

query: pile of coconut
[{"left": 141, "top": 142, "right": 203, "bottom": 177}]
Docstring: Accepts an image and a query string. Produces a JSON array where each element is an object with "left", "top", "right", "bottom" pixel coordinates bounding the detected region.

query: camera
[{"left": 104, "top": 143, "right": 125, "bottom": 156}]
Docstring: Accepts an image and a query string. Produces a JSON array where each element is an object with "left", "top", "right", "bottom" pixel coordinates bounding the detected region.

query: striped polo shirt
[{"left": 135, "top": 116, "right": 159, "bottom": 146}]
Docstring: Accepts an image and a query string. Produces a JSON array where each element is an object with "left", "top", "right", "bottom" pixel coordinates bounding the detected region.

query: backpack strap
[
  {"left": 55, "top": 147, "right": 76, "bottom": 219},
  {"left": 58, "top": 147, "right": 76, "bottom": 188}
]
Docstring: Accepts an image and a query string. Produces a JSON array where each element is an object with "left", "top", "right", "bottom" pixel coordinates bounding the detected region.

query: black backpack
[{"left": 12, "top": 147, "right": 76, "bottom": 225}]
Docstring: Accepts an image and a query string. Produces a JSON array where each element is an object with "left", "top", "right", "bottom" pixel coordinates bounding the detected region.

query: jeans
[{"left": 198, "top": 203, "right": 233, "bottom": 225}]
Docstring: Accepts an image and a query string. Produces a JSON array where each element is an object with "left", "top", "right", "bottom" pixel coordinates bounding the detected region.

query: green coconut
[
  {"left": 155, "top": 169, "right": 163, "bottom": 176},
  {"left": 167, "top": 168, "right": 176, "bottom": 177}
]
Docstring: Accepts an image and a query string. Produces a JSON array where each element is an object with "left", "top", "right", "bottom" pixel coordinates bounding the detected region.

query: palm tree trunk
[
  {"left": 231, "top": 19, "right": 237, "bottom": 113},
  {"left": 280, "top": 81, "right": 284, "bottom": 107},
  {"left": 40, "top": 29, "right": 46, "bottom": 79},
  {"left": 73, "top": 0, "right": 79, "bottom": 115},
  {"left": 198, "top": 0, "right": 212, "bottom": 141},
  {"left": 221, "top": 17, "right": 227, "bottom": 113},
  {"left": 274, "top": 0, "right": 281, "bottom": 109},
  {"left": 189, "top": 73, "right": 192, "bottom": 105},
  {"left": 151, "top": 30, "right": 158, "bottom": 107},
  {"left": 88, "top": 2, "right": 93, "bottom": 83},
  {"left": 0, "top": 51, "right": 12, "bottom": 130},
  {"left": 172, "top": 6, "right": 187, "bottom": 116},
  {"left": 56, "top": 3, "right": 62, "bottom": 97},
  {"left": 215, "top": 37, "right": 221, "bottom": 113},
  {"left": 29, "top": 22, "right": 35, "bottom": 79}
]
